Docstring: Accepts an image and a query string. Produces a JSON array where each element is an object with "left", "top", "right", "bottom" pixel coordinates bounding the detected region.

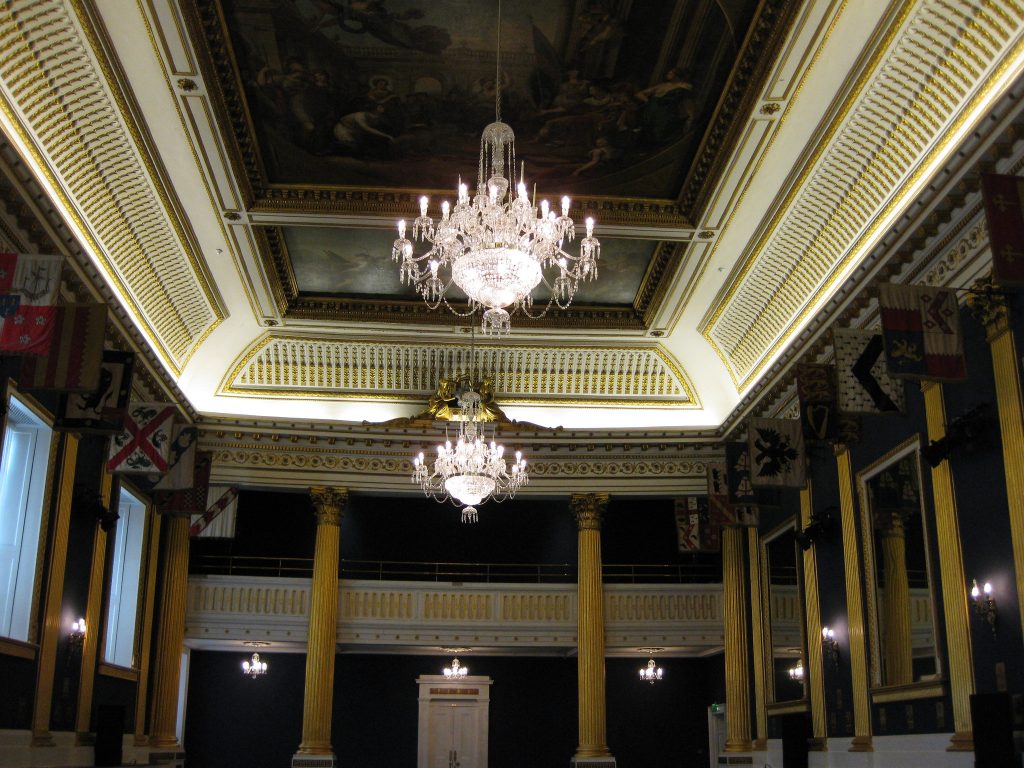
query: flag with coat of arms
[
  {"left": 0, "top": 253, "right": 63, "bottom": 356},
  {"left": 106, "top": 403, "right": 176, "bottom": 474},
  {"left": 748, "top": 418, "right": 806, "bottom": 488}
]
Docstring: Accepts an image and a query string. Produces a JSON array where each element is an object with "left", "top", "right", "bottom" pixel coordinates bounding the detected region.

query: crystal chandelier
[
  {"left": 443, "top": 657, "right": 468, "bottom": 679},
  {"left": 242, "top": 652, "right": 268, "bottom": 679},
  {"left": 639, "top": 658, "right": 664, "bottom": 684},
  {"left": 392, "top": 2, "right": 600, "bottom": 336},
  {"left": 412, "top": 389, "right": 527, "bottom": 523}
]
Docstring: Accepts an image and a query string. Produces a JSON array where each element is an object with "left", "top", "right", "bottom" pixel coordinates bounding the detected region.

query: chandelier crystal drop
[
  {"left": 639, "top": 658, "right": 664, "bottom": 684},
  {"left": 412, "top": 390, "right": 527, "bottom": 522},
  {"left": 242, "top": 652, "right": 268, "bottom": 679},
  {"left": 788, "top": 660, "right": 805, "bottom": 681},
  {"left": 391, "top": 2, "right": 599, "bottom": 336},
  {"left": 443, "top": 657, "right": 469, "bottom": 679}
]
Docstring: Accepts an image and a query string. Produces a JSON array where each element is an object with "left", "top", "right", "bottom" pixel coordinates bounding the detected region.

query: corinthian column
[
  {"left": 571, "top": 493, "right": 615, "bottom": 767},
  {"left": 149, "top": 514, "right": 191, "bottom": 749},
  {"left": 293, "top": 487, "right": 347, "bottom": 768},
  {"left": 723, "top": 526, "right": 752, "bottom": 753},
  {"left": 879, "top": 511, "right": 913, "bottom": 685}
]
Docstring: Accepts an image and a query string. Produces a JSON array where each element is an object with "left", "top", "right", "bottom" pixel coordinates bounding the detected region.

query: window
[
  {"left": 0, "top": 393, "right": 54, "bottom": 641},
  {"left": 103, "top": 487, "right": 147, "bottom": 667}
]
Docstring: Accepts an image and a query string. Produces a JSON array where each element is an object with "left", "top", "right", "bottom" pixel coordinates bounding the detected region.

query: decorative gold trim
[
  {"left": 800, "top": 482, "right": 827, "bottom": 742},
  {"left": 747, "top": 528, "right": 768, "bottom": 748},
  {"left": 31, "top": 432, "right": 79, "bottom": 745},
  {"left": 134, "top": 507, "right": 162, "bottom": 745},
  {"left": 723, "top": 527, "right": 752, "bottom": 752},
  {"left": 98, "top": 662, "right": 140, "bottom": 682},
  {"left": 75, "top": 468, "right": 113, "bottom": 737},
  {"left": 983, "top": 310, "right": 1024, "bottom": 652},
  {"left": 922, "top": 382, "right": 974, "bottom": 750},
  {"left": 870, "top": 679, "right": 946, "bottom": 704},
  {"left": 835, "top": 447, "right": 871, "bottom": 750},
  {"left": 701, "top": 4, "right": 1024, "bottom": 388},
  {"left": 220, "top": 334, "right": 698, "bottom": 407}
]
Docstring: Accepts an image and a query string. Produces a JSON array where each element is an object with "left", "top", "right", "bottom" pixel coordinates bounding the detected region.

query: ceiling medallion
[{"left": 392, "top": 0, "right": 599, "bottom": 336}]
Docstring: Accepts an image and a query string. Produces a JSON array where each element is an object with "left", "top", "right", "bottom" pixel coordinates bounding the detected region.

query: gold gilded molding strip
[
  {"left": 0, "top": 1, "right": 220, "bottom": 371},
  {"left": 703, "top": 0, "right": 1024, "bottom": 386},
  {"left": 985, "top": 315, "right": 1024, "bottom": 658},
  {"left": 748, "top": 529, "right": 768, "bottom": 749},
  {"left": 922, "top": 382, "right": 974, "bottom": 750},
  {"left": 836, "top": 448, "right": 871, "bottom": 750},
  {"left": 225, "top": 336, "right": 696, "bottom": 404},
  {"left": 800, "top": 482, "right": 828, "bottom": 744}
]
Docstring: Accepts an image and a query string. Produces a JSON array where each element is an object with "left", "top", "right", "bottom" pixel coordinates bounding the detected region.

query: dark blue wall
[{"left": 183, "top": 650, "right": 725, "bottom": 768}]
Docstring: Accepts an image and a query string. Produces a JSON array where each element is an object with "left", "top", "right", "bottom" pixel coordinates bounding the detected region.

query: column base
[
  {"left": 570, "top": 757, "right": 616, "bottom": 768},
  {"left": 292, "top": 753, "right": 337, "bottom": 768},
  {"left": 947, "top": 730, "right": 973, "bottom": 751}
]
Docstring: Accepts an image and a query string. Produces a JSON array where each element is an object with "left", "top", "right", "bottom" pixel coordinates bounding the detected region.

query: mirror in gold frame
[
  {"left": 857, "top": 436, "right": 941, "bottom": 689},
  {"left": 761, "top": 520, "right": 806, "bottom": 704}
]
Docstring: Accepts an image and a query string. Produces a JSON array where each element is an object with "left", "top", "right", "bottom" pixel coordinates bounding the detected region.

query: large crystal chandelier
[
  {"left": 639, "top": 658, "right": 664, "bottom": 684},
  {"left": 443, "top": 657, "right": 468, "bottom": 679},
  {"left": 412, "top": 389, "right": 527, "bottom": 523},
  {"left": 242, "top": 652, "right": 268, "bottom": 679},
  {"left": 392, "top": 2, "right": 600, "bottom": 336}
]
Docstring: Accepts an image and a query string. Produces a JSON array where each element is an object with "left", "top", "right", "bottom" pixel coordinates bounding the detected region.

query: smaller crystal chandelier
[
  {"left": 444, "top": 657, "right": 468, "bottom": 679},
  {"left": 412, "top": 389, "right": 527, "bottom": 523},
  {"left": 242, "top": 652, "right": 268, "bottom": 679},
  {"left": 639, "top": 658, "right": 664, "bottom": 684},
  {"left": 787, "top": 660, "right": 804, "bottom": 681}
]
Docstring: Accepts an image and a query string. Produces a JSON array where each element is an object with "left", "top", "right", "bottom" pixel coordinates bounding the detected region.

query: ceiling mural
[
  {"left": 282, "top": 225, "right": 657, "bottom": 306},
  {"left": 202, "top": 0, "right": 795, "bottom": 215}
]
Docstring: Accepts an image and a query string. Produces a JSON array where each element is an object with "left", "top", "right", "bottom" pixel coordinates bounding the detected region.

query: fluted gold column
[
  {"left": 922, "top": 382, "right": 974, "bottom": 750},
  {"left": 572, "top": 493, "right": 615, "bottom": 765},
  {"left": 294, "top": 487, "right": 347, "bottom": 766},
  {"left": 75, "top": 470, "right": 114, "bottom": 741},
  {"left": 134, "top": 510, "right": 162, "bottom": 746},
  {"left": 835, "top": 448, "right": 871, "bottom": 751},
  {"left": 800, "top": 482, "right": 828, "bottom": 748},
  {"left": 747, "top": 529, "right": 767, "bottom": 750},
  {"left": 149, "top": 514, "right": 191, "bottom": 749},
  {"left": 880, "top": 512, "right": 912, "bottom": 685},
  {"left": 723, "top": 527, "right": 751, "bottom": 753},
  {"left": 31, "top": 433, "right": 79, "bottom": 746},
  {"left": 980, "top": 306, "right": 1024, "bottom": 648}
]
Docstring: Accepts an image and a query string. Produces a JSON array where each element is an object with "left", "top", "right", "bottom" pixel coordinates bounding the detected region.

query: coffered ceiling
[{"left": 0, "top": 0, "right": 1022, "bottom": 435}]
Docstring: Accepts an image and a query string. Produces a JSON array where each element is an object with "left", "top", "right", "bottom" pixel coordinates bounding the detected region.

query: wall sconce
[
  {"left": 821, "top": 626, "right": 840, "bottom": 668},
  {"left": 787, "top": 660, "right": 805, "bottom": 682},
  {"left": 68, "top": 617, "right": 86, "bottom": 651},
  {"left": 970, "top": 579, "right": 997, "bottom": 636}
]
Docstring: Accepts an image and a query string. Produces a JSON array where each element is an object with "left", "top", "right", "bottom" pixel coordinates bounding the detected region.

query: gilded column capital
[
  {"left": 572, "top": 493, "right": 609, "bottom": 530},
  {"left": 309, "top": 487, "right": 348, "bottom": 526},
  {"left": 967, "top": 277, "right": 1010, "bottom": 339}
]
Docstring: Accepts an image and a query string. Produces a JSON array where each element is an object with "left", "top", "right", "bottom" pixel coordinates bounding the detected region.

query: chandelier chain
[{"left": 495, "top": 0, "right": 502, "bottom": 124}]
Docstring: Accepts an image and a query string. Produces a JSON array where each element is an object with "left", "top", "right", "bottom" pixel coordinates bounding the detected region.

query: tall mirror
[
  {"left": 762, "top": 521, "right": 805, "bottom": 703},
  {"left": 857, "top": 437, "right": 940, "bottom": 687}
]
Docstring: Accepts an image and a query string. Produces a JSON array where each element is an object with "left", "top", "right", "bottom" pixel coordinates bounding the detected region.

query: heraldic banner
[
  {"left": 107, "top": 403, "right": 176, "bottom": 474},
  {"left": 748, "top": 418, "right": 806, "bottom": 488},
  {"left": 877, "top": 284, "right": 967, "bottom": 381}
]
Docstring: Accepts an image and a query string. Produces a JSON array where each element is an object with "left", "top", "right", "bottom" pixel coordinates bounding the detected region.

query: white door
[{"left": 427, "top": 702, "right": 481, "bottom": 768}]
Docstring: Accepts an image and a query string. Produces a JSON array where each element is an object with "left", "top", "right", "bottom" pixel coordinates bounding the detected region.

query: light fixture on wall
[
  {"left": 242, "top": 652, "right": 268, "bottom": 679},
  {"left": 412, "top": 389, "right": 527, "bottom": 523},
  {"left": 787, "top": 660, "right": 805, "bottom": 682},
  {"left": 821, "top": 626, "right": 840, "bottom": 669},
  {"left": 639, "top": 658, "right": 664, "bottom": 684},
  {"left": 391, "top": 0, "right": 599, "bottom": 336},
  {"left": 443, "top": 657, "right": 468, "bottom": 679},
  {"left": 69, "top": 617, "right": 86, "bottom": 651},
  {"left": 970, "top": 579, "right": 998, "bottom": 636}
]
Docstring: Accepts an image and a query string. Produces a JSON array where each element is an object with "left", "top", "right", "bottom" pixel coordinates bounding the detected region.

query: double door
[{"left": 427, "top": 701, "right": 482, "bottom": 768}]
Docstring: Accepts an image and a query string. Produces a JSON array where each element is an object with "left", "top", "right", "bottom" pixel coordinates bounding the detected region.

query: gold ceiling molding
[
  {"left": 0, "top": 0, "right": 223, "bottom": 373},
  {"left": 702, "top": 0, "right": 1024, "bottom": 389},
  {"left": 222, "top": 335, "right": 696, "bottom": 406}
]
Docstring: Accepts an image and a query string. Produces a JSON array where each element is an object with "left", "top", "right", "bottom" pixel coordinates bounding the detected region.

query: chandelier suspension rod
[{"left": 495, "top": 0, "right": 502, "bottom": 124}]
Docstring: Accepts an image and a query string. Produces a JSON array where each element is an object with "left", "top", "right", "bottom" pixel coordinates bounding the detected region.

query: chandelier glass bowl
[
  {"left": 392, "top": 12, "right": 599, "bottom": 335},
  {"left": 412, "top": 391, "right": 527, "bottom": 523}
]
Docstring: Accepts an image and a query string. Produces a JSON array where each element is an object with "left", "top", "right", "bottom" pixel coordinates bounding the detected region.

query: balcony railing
[{"left": 188, "top": 554, "right": 721, "bottom": 584}]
